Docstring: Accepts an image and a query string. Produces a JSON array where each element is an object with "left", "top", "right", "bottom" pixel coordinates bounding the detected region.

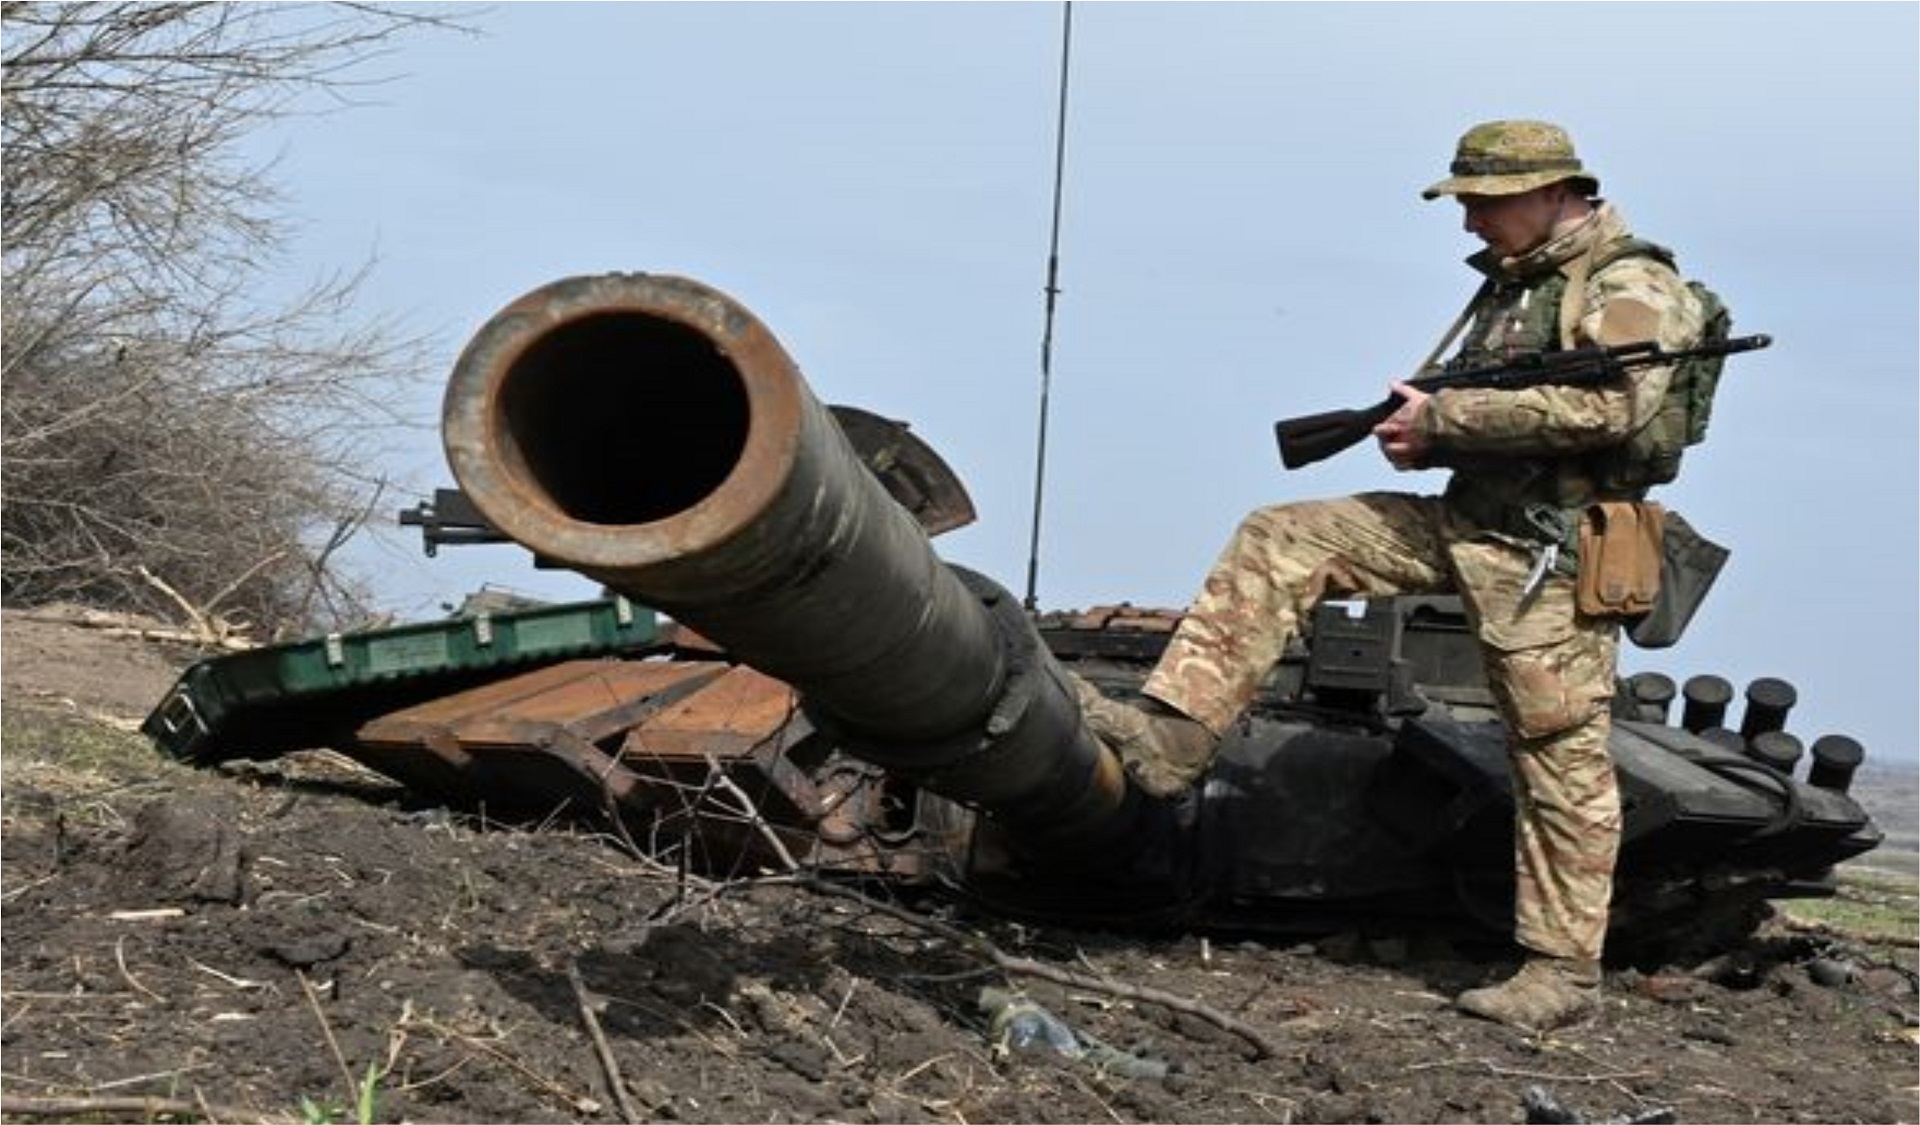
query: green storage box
[{"left": 145, "top": 595, "right": 662, "bottom": 763}]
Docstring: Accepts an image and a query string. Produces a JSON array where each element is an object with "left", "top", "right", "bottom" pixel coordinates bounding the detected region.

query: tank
[{"left": 149, "top": 272, "right": 1884, "bottom": 959}]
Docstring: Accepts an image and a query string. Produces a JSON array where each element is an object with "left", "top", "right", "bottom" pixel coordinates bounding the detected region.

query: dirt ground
[{"left": 3, "top": 608, "right": 1916, "bottom": 1125}]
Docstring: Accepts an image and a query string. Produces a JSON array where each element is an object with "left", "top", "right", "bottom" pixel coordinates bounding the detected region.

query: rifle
[{"left": 1273, "top": 334, "right": 1771, "bottom": 470}]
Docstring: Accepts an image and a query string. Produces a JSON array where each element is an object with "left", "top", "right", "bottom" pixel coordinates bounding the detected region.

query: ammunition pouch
[
  {"left": 1452, "top": 486, "right": 1725, "bottom": 650},
  {"left": 1624, "top": 509, "right": 1729, "bottom": 650},
  {"left": 1576, "top": 501, "right": 1664, "bottom": 618}
]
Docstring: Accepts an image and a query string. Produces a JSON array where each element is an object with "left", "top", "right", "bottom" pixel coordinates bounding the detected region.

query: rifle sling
[{"left": 1416, "top": 278, "right": 1494, "bottom": 375}]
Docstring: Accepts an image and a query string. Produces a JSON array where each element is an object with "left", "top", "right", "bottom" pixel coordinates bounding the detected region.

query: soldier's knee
[{"left": 1486, "top": 644, "right": 1612, "bottom": 740}]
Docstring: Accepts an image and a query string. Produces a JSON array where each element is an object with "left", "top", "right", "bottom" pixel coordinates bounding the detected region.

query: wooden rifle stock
[
  {"left": 1273, "top": 334, "right": 1771, "bottom": 471},
  {"left": 1274, "top": 398, "right": 1405, "bottom": 470}
]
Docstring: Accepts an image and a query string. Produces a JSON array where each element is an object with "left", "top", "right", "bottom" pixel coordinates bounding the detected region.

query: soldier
[{"left": 1077, "top": 120, "right": 1710, "bottom": 1031}]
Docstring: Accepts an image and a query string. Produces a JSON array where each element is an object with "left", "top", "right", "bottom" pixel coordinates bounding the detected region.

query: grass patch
[
  {"left": 1780, "top": 867, "right": 1919, "bottom": 946},
  {"left": 0, "top": 705, "right": 175, "bottom": 829},
  {"left": 2, "top": 705, "right": 160, "bottom": 777}
]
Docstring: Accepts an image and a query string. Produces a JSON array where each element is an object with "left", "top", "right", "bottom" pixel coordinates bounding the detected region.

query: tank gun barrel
[{"left": 440, "top": 272, "right": 1138, "bottom": 851}]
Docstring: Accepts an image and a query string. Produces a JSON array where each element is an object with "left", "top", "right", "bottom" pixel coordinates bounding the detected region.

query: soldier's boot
[
  {"left": 1067, "top": 673, "right": 1218, "bottom": 799},
  {"left": 1455, "top": 956, "right": 1602, "bottom": 1031}
]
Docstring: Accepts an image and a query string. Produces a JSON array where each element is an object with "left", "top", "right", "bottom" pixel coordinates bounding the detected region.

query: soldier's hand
[{"left": 1373, "top": 382, "right": 1432, "bottom": 470}]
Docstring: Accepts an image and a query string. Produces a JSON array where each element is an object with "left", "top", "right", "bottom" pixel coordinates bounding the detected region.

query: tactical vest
[{"left": 1445, "top": 237, "right": 1724, "bottom": 508}]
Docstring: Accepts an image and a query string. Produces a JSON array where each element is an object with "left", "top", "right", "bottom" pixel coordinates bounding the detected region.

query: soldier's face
[{"left": 1458, "top": 187, "right": 1565, "bottom": 258}]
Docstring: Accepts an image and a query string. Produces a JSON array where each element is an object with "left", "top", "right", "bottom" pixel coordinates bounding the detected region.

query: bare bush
[{"left": 1, "top": 2, "right": 468, "bottom": 638}]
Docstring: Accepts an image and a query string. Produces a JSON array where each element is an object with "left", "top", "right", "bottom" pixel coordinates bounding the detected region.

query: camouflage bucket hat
[{"left": 1421, "top": 120, "right": 1600, "bottom": 200}]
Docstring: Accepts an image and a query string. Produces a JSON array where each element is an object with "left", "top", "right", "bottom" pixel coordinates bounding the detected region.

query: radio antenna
[{"left": 1022, "top": 0, "right": 1073, "bottom": 614}]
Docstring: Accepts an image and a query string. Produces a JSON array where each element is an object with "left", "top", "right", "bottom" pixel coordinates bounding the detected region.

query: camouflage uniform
[{"left": 1141, "top": 122, "right": 1706, "bottom": 966}]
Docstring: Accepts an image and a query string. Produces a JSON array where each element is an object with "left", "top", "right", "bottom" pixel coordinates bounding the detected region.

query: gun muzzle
[{"left": 440, "top": 273, "right": 1139, "bottom": 852}]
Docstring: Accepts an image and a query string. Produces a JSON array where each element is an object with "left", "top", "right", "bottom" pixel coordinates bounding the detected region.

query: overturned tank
[{"left": 148, "top": 272, "right": 1883, "bottom": 958}]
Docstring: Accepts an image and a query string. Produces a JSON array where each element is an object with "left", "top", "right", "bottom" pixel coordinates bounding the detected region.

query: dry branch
[
  {"left": 139, "top": 562, "right": 265, "bottom": 648},
  {"left": 296, "top": 968, "right": 359, "bottom": 1104},
  {"left": 398, "top": 1010, "right": 603, "bottom": 1115},
  {"left": 792, "top": 874, "right": 1283, "bottom": 1059},
  {"left": 0, "top": 1094, "right": 293, "bottom": 1124},
  {"left": 567, "top": 958, "right": 644, "bottom": 1125},
  {"left": 2, "top": 3, "right": 459, "bottom": 634},
  {"left": 683, "top": 752, "right": 1283, "bottom": 1060}
]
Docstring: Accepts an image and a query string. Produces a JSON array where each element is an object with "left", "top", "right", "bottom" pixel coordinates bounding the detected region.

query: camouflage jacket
[{"left": 1415, "top": 203, "right": 1707, "bottom": 539}]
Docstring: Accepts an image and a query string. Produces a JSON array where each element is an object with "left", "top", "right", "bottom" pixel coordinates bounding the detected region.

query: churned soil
[{"left": 2, "top": 609, "right": 1916, "bottom": 1125}]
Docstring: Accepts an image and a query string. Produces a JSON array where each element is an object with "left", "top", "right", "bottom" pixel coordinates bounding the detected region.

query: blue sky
[{"left": 250, "top": 2, "right": 1918, "bottom": 767}]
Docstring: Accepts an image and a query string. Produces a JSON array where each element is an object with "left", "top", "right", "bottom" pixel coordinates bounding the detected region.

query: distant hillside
[{"left": 1846, "top": 759, "right": 1917, "bottom": 878}]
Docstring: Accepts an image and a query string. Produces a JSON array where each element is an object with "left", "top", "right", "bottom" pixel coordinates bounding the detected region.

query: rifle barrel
[{"left": 1274, "top": 333, "right": 1771, "bottom": 471}]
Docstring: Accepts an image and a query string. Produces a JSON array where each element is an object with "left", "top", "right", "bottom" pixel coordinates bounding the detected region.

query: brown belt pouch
[{"left": 1576, "top": 501, "right": 1664, "bottom": 617}]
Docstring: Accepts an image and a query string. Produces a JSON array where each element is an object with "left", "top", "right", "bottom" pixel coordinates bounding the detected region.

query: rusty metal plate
[
  {"left": 619, "top": 665, "right": 802, "bottom": 759},
  {"left": 343, "top": 656, "right": 949, "bottom": 877},
  {"left": 356, "top": 659, "right": 725, "bottom": 749}
]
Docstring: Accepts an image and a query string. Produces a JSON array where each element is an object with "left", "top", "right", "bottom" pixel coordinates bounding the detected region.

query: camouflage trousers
[{"left": 1142, "top": 492, "right": 1623, "bottom": 962}]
